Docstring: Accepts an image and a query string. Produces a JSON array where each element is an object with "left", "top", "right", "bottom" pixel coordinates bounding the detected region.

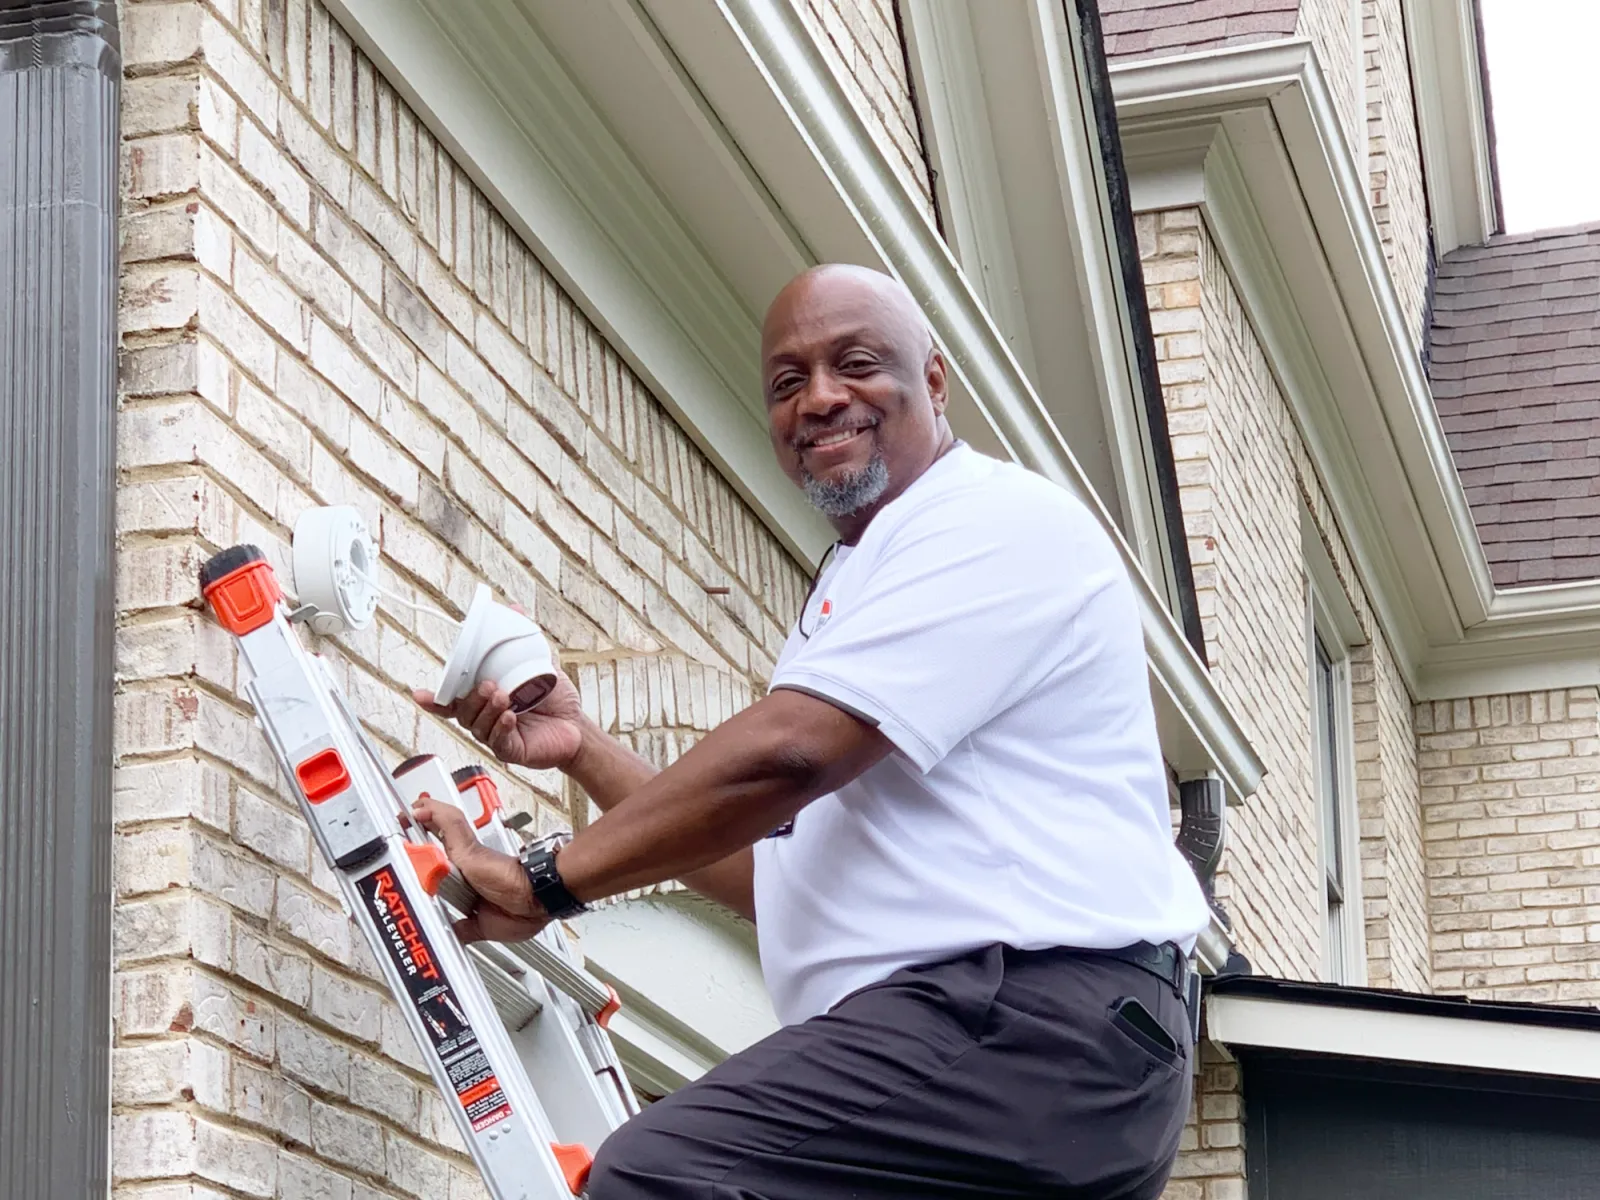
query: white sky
[{"left": 1478, "top": 0, "right": 1600, "bottom": 233}]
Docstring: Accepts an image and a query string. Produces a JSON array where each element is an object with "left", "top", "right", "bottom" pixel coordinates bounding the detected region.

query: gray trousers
[{"left": 587, "top": 943, "right": 1193, "bottom": 1198}]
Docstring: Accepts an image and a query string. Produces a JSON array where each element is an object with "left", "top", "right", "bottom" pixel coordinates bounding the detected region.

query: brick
[
  {"left": 126, "top": 73, "right": 198, "bottom": 138},
  {"left": 347, "top": 416, "right": 421, "bottom": 507},
  {"left": 278, "top": 348, "right": 353, "bottom": 449},
  {"left": 310, "top": 965, "right": 382, "bottom": 1044},
  {"left": 386, "top": 266, "right": 448, "bottom": 367},
  {"left": 384, "top": 1133, "right": 453, "bottom": 1198},
  {"left": 350, "top": 175, "right": 418, "bottom": 278},
  {"left": 447, "top": 331, "right": 507, "bottom": 427},
  {"left": 349, "top": 1054, "right": 420, "bottom": 1130},
  {"left": 201, "top": 17, "right": 278, "bottom": 132},
  {"left": 416, "top": 362, "right": 483, "bottom": 457},
  {"left": 310, "top": 315, "right": 383, "bottom": 417},
  {"left": 122, "top": 261, "right": 199, "bottom": 333},
  {"left": 279, "top": 1151, "right": 354, "bottom": 1200},
  {"left": 353, "top": 297, "right": 419, "bottom": 394},
  {"left": 124, "top": 4, "right": 202, "bottom": 68},
  {"left": 313, "top": 197, "right": 385, "bottom": 302},
  {"left": 233, "top": 244, "right": 309, "bottom": 350},
  {"left": 476, "top": 309, "right": 534, "bottom": 399},
  {"left": 235, "top": 925, "right": 313, "bottom": 1008},
  {"left": 199, "top": 73, "right": 239, "bottom": 155},
  {"left": 233, "top": 1058, "right": 312, "bottom": 1145},
  {"left": 276, "top": 873, "right": 353, "bottom": 963},
  {"left": 193, "top": 1117, "right": 278, "bottom": 1197},
  {"left": 237, "top": 117, "right": 311, "bottom": 231},
  {"left": 275, "top": 226, "right": 353, "bottom": 325},
  {"left": 311, "top": 1101, "right": 387, "bottom": 1177},
  {"left": 200, "top": 143, "right": 278, "bottom": 256},
  {"left": 113, "top": 1110, "right": 197, "bottom": 1181}
]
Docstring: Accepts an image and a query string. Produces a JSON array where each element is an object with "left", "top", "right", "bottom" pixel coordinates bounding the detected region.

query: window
[
  {"left": 1305, "top": 569, "right": 1365, "bottom": 986},
  {"left": 1312, "top": 634, "right": 1352, "bottom": 979}
]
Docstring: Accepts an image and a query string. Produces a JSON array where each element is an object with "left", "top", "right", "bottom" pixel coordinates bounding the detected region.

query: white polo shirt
[{"left": 753, "top": 444, "right": 1210, "bottom": 1026}]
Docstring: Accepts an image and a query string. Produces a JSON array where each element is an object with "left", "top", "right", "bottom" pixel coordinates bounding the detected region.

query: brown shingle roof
[
  {"left": 1429, "top": 222, "right": 1600, "bottom": 588},
  {"left": 1097, "top": 0, "right": 1298, "bottom": 61}
]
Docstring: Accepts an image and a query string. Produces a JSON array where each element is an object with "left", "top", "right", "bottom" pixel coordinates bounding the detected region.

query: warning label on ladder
[{"left": 359, "top": 864, "right": 515, "bottom": 1131}]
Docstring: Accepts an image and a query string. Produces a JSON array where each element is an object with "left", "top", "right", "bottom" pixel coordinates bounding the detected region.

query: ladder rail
[{"left": 201, "top": 544, "right": 633, "bottom": 1199}]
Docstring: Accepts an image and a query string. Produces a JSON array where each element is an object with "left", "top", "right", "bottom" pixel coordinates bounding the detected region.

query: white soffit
[
  {"left": 1112, "top": 41, "right": 1600, "bottom": 700},
  {"left": 1208, "top": 992, "right": 1600, "bottom": 1083}
]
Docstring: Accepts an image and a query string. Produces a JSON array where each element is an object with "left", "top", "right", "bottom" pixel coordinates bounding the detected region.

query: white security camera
[{"left": 435, "top": 583, "right": 560, "bottom": 713}]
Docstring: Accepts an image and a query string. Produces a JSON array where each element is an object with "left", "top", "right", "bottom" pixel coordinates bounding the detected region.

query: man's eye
[
  {"left": 768, "top": 374, "right": 803, "bottom": 398},
  {"left": 839, "top": 357, "right": 877, "bottom": 373}
]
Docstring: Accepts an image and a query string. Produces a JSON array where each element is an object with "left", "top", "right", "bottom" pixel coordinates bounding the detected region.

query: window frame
[{"left": 1302, "top": 511, "right": 1367, "bottom": 986}]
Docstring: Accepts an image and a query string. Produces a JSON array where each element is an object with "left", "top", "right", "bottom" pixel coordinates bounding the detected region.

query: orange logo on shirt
[{"left": 817, "top": 599, "right": 833, "bottom": 628}]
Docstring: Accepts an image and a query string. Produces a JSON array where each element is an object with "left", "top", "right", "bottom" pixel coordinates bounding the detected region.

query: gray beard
[{"left": 800, "top": 450, "right": 890, "bottom": 518}]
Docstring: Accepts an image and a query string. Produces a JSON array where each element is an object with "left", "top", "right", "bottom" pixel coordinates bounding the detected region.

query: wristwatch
[{"left": 517, "top": 834, "right": 589, "bottom": 920}]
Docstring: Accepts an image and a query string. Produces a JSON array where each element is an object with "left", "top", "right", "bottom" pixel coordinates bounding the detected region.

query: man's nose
[{"left": 796, "top": 368, "right": 850, "bottom": 419}]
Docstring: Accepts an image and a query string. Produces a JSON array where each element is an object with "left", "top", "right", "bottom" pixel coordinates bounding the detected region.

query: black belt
[
  {"left": 1089, "top": 940, "right": 1187, "bottom": 995},
  {"left": 1084, "top": 941, "right": 1201, "bottom": 1048}
]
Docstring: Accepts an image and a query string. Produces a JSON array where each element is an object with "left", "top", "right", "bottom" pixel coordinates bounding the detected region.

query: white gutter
[{"left": 1209, "top": 992, "right": 1600, "bottom": 1082}]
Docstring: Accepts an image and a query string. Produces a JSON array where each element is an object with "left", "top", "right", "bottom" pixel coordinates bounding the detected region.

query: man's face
[{"left": 761, "top": 270, "right": 947, "bottom": 527}]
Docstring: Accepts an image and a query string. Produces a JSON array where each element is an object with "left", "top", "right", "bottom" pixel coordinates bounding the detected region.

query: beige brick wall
[
  {"left": 1296, "top": 0, "right": 1364, "bottom": 167},
  {"left": 1357, "top": 633, "right": 1431, "bottom": 991},
  {"left": 1362, "top": 0, "right": 1430, "bottom": 346},
  {"left": 1144, "top": 207, "right": 1323, "bottom": 982},
  {"left": 795, "top": 0, "right": 934, "bottom": 220},
  {"left": 1140, "top": 205, "right": 1427, "bottom": 990},
  {"left": 1420, "top": 688, "right": 1600, "bottom": 1004},
  {"left": 114, "top": 0, "right": 806, "bottom": 1193},
  {"left": 1162, "top": 1044, "right": 1245, "bottom": 1200}
]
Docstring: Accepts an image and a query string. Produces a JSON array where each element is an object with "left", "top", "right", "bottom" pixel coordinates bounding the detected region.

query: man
[{"left": 412, "top": 264, "right": 1210, "bottom": 1198}]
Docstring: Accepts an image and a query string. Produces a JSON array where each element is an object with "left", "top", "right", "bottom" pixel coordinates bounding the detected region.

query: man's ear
[{"left": 925, "top": 349, "right": 948, "bottom": 415}]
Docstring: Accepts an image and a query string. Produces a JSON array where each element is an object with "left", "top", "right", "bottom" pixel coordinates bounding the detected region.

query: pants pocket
[{"left": 1107, "top": 996, "right": 1181, "bottom": 1071}]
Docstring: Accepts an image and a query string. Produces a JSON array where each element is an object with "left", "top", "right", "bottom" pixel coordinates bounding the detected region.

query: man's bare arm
[
  {"left": 554, "top": 689, "right": 890, "bottom": 907},
  {"left": 561, "top": 720, "right": 760, "bottom": 920}
]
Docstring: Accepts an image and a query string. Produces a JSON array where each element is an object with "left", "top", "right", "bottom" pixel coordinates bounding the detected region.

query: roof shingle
[{"left": 1428, "top": 222, "right": 1600, "bottom": 587}]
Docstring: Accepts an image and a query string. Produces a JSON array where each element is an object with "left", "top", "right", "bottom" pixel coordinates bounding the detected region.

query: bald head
[
  {"left": 760, "top": 264, "right": 951, "bottom": 541},
  {"left": 761, "top": 264, "right": 933, "bottom": 365}
]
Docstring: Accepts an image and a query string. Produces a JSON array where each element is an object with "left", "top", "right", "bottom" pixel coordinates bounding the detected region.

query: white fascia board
[
  {"left": 900, "top": 0, "right": 1189, "bottom": 639},
  {"left": 653, "top": 0, "right": 1262, "bottom": 803},
  {"left": 1114, "top": 42, "right": 1600, "bottom": 701},
  {"left": 320, "top": 0, "right": 836, "bottom": 568},
  {"left": 1208, "top": 993, "right": 1600, "bottom": 1082},
  {"left": 1401, "top": 0, "right": 1499, "bottom": 254}
]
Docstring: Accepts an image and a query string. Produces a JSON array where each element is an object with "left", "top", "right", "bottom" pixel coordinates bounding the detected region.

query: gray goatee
[{"left": 800, "top": 450, "right": 890, "bottom": 518}]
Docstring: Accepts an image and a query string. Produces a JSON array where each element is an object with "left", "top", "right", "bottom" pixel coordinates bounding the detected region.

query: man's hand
[
  {"left": 409, "top": 797, "right": 550, "bottom": 945},
  {"left": 414, "top": 670, "right": 585, "bottom": 771}
]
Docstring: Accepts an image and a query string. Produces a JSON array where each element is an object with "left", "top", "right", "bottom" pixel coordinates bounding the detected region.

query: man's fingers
[
  {"left": 469, "top": 683, "right": 510, "bottom": 744},
  {"left": 410, "top": 797, "right": 480, "bottom": 862},
  {"left": 486, "top": 709, "right": 522, "bottom": 764},
  {"left": 451, "top": 914, "right": 485, "bottom": 945},
  {"left": 412, "top": 688, "right": 454, "bottom": 717}
]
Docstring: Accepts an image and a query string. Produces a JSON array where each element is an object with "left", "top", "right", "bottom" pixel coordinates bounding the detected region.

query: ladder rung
[
  {"left": 438, "top": 873, "right": 615, "bottom": 1019},
  {"left": 469, "top": 945, "right": 543, "bottom": 1030}
]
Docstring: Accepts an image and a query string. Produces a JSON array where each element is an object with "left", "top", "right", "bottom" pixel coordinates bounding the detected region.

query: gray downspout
[{"left": 0, "top": 3, "right": 119, "bottom": 1197}]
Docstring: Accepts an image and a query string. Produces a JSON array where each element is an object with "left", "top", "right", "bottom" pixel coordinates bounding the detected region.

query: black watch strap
[{"left": 518, "top": 837, "right": 588, "bottom": 921}]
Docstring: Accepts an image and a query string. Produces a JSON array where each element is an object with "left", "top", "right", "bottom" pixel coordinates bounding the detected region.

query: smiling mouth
[{"left": 798, "top": 425, "right": 875, "bottom": 451}]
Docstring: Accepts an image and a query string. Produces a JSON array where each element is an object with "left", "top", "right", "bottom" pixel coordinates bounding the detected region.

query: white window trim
[{"left": 1303, "top": 508, "right": 1367, "bottom": 986}]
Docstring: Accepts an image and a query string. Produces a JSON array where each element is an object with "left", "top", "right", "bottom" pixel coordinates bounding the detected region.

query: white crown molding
[
  {"left": 1112, "top": 41, "right": 1599, "bottom": 701},
  {"left": 1401, "top": 0, "right": 1499, "bottom": 254}
]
